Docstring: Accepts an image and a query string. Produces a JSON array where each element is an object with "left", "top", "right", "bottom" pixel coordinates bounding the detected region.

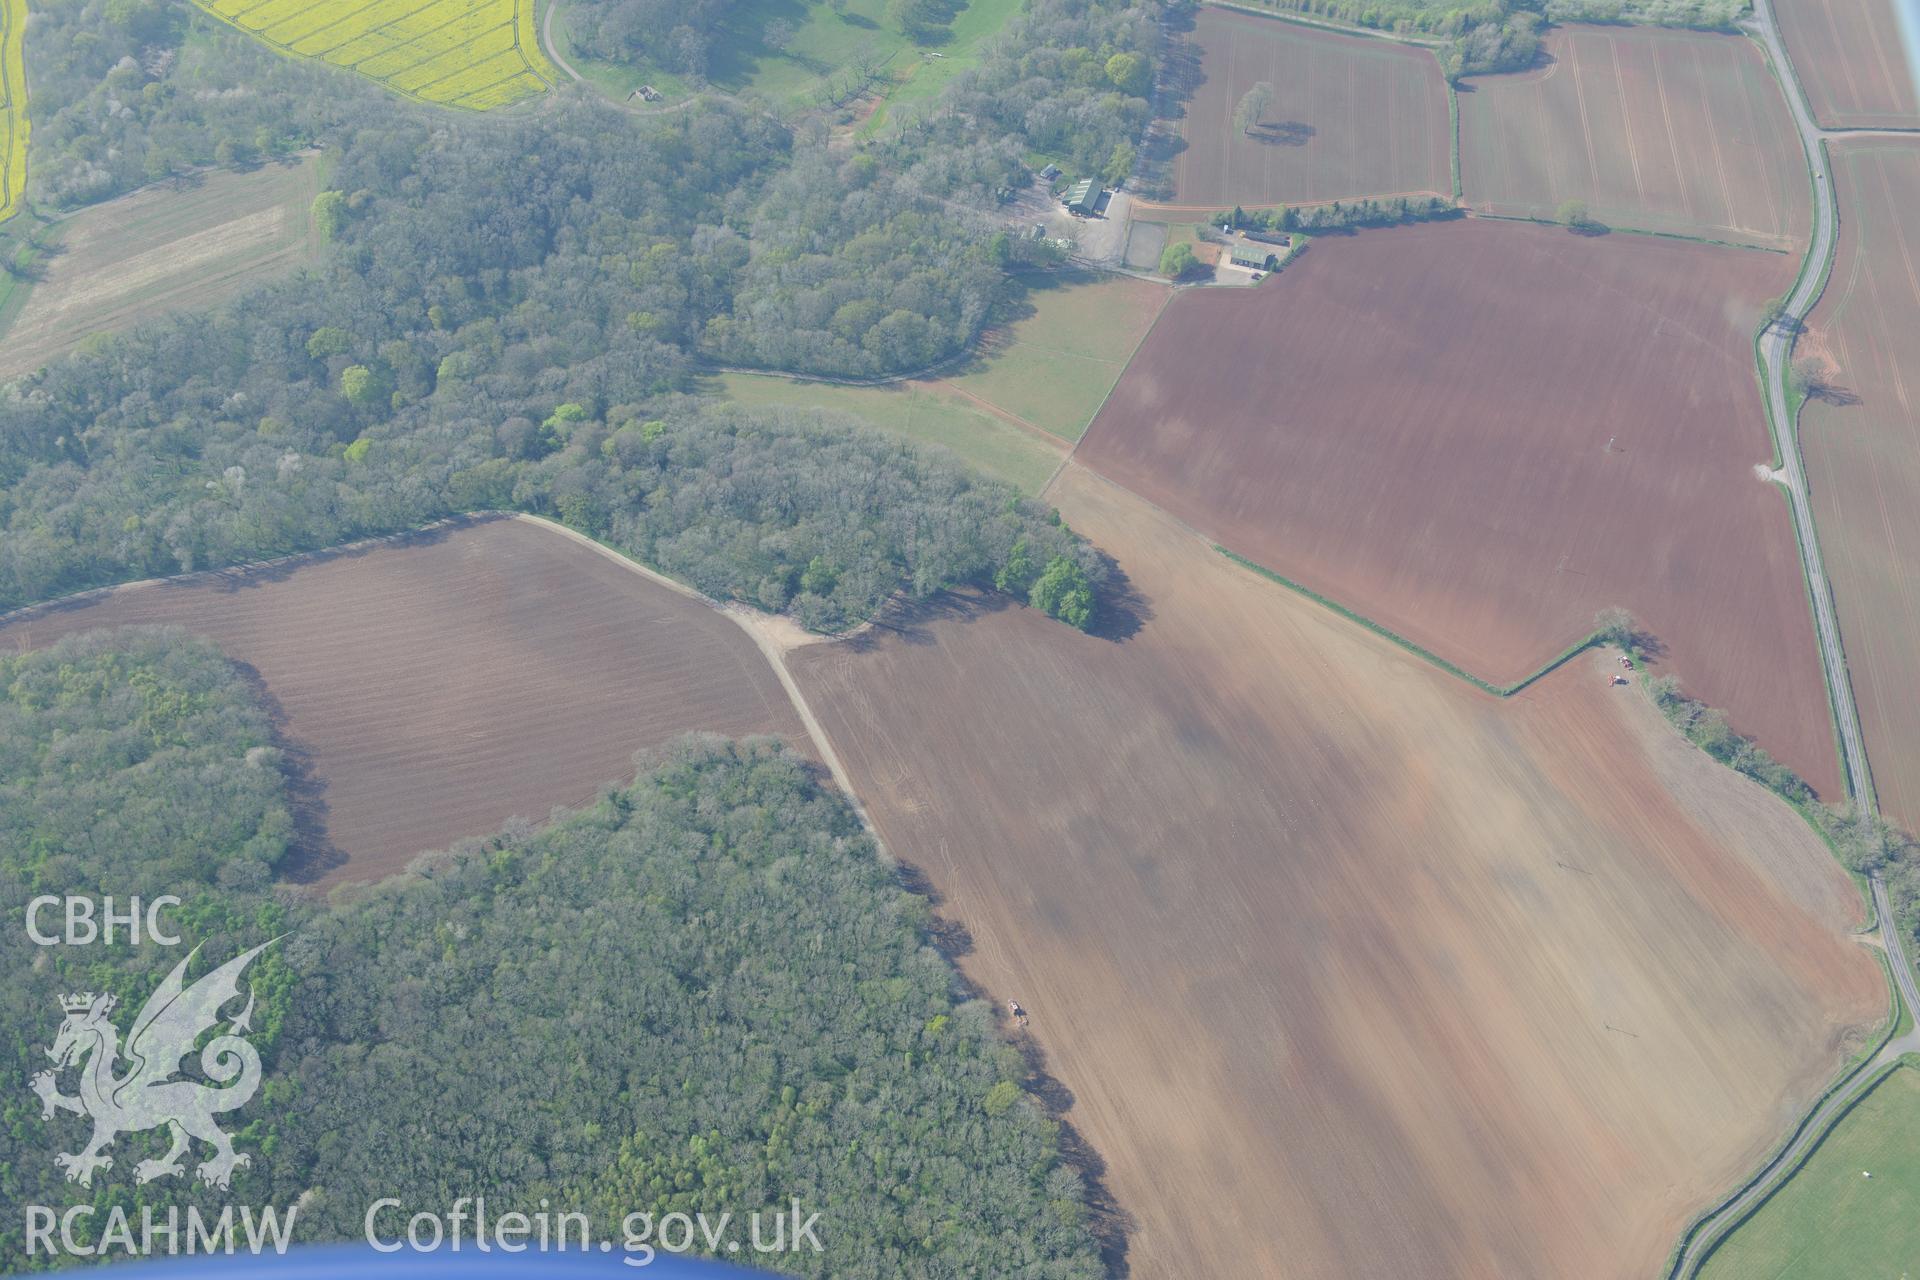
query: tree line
[
  {"left": 1215, "top": 0, "right": 1744, "bottom": 79},
  {"left": 0, "top": 632, "right": 1108, "bottom": 1276},
  {"left": 1643, "top": 670, "right": 1920, "bottom": 969}
]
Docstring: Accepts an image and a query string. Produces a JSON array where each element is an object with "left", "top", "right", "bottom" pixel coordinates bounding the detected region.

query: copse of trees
[{"left": 0, "top": 636, "right": 1108, "bottom": 1276}]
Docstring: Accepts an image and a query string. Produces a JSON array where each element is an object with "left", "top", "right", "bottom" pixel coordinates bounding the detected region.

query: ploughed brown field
[
  {"left": 1076, "top": 217, "right": 1841, "bottom": 798},
  {"left": 1775, "top": 0, "right": 1920, "bottom": 128},
  {"left": 789, "top": 463, "right": 1882, "bottom": 1278},
  {"left": 0, "top": 516, "right": 810, "bottom": 885},
  {"left": 1459, "top": 25, "right": 1810, "bottom": 250},
  {"left": 1166, "top": 7, "right": 1450, "bottom": 207},
  {"left": 1800, "top": 140, "right": 1920, "bottom": 827}
]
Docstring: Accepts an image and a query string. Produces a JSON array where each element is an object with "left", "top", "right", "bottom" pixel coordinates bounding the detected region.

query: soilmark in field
[
  {"left": 0, "top": 0, "right": 26, "bottom": 224},
  {"left": 194, "top": 0, "right": 559, "bottom": 109}
]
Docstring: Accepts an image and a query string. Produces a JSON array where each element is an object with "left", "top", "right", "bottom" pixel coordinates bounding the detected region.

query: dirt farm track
[
  {"left": 790, "top": 464, "right": 1881, "bottom": 1278},
  {"left": 1077, "top": 217, "right": 1841, "bottom": 800},
  {"left": 0, "top": 517, "right": 811, "bottom": 885}
]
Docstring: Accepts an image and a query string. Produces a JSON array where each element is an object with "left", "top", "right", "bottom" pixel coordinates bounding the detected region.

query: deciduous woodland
[{"left": 0, "top": 632, "right": 1106, "bottom": 1276}]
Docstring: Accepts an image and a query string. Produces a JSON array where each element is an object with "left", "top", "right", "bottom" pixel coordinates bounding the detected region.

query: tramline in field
[{"left": 194, "top": 0, "right": 559, "bottom": 109}]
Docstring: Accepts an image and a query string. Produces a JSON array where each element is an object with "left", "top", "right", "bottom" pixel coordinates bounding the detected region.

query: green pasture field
[
  {"left": 1700, "top": 1062, "right": 1920, "bottom": 1280},
  {"left": 712, "top": 372, "right": 1063, "bottom": 493}
]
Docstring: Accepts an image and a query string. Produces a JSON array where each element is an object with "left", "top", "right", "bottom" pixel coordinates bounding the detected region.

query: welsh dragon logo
[{"left": 31, "top": 941, "right": 274, "bottom": 1190}]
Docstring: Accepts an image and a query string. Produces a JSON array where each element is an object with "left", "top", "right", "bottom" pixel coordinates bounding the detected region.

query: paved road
[
  {"left": 540, "top": 3, "right": 586, "bottom": 84},
  {"left": 1875, "top": 875, "right": 1920, "bottom": 1053},
  {"left": 1747, "top": 0, "right": 1873, "bottom": 813},
  {"left": 1667, "top": 6, "right": 1918, "bottom": 1272}
]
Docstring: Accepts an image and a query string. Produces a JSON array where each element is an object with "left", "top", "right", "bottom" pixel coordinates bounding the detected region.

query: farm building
[
  {"left": 1064, "top": 179, "right": 1102, "bottom": 215},
  {"left": 1230, "top": 245, "right": 1278, "bottom": 271}
]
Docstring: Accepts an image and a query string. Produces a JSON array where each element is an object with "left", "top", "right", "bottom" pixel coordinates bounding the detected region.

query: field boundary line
[
  {"left": 189, "top": 0, "right": 552, "bottom": 112},
  {"left": 1663, "top": 15, "right": 1917, "bottom": 1269},
  {"left": 0, "top": 0, "right": 30, "bottom": 227},
  {"left": 0, "top": 507, "right": 885, "bottom": 843},
  {"left": 1664, "top": 995, "right": 1909, "bottom": 1280},
  {"left": 1466, "top": 208, "right": 1789, "bottom": 253},
  {"left": 1213, "top": 547, "right": 1602, "bottom": 697},
  {"left": 1040, "top": 285, "right": 1177, "bottom": 494},
  {"left": 1129, "top": 188, "right": 1453, "bottom": 219},
  {"left": 1445, "top": 79, "right": 1463, "bottom": 200},
  {"left": 1197, "top": 1, "right": 1444, "bottom": 50},
  {"left": 501, "top": 515, "right": 877, "bottom": 832}
]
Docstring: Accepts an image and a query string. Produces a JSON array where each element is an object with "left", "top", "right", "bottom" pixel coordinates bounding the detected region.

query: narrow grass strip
[{"left": 1216, "top": 546, "right": 1599, "bottom": 696}]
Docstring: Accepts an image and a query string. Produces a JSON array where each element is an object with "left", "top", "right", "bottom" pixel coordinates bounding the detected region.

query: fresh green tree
[
  {"left": 1030, "top": 555, "right": 1095, "bottom": 630},
  {"left": 1105, "top": 51, "right": 1149, "bottom": 94},
  {"left": 1159, "top": 241, "right": 1199, "bottom": 279},
  {"left": 305, "top": 326, "right": 353, "bottom": 358},
  {"left": 1233, "top": 82, "right": 1274, "bottom": 135},
  {"left": 311, "top": 190, "right": 347, "bottom": 242},
  {"left": 339, "top": 364, "right": 390, "bottom": 411},
  {"left": 1102, "top": 140, "right": 1137, "bottom": 187},
  {"left": 994, "top": 536, "right": 1035, "bottom": 594}
]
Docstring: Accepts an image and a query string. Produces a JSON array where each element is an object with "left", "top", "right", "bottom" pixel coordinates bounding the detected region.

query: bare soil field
[
  {"left": 1165, "top": 8, "right": 1450, "bottom": 208},
  {"left": 1076, "top": 217, "right": 1841, "bottom": 798},
  {"left": 0, "top": 517, "right": 810, "bottom": 886},
  {"left": 1799, "top": 140, "right": 1920, "bottom": 827},
  {"left": 1775, "top": 0, "right": 1920, "bottom": 128},
  {"left": 1460, "top": 26, "right": 1811, "bottom": 250},
  {"left": 0, "top": 159, "right": 322, "bottom": 379},
  {"left": 788, "top": 463, "right": 1882, "bottom": 1279}
]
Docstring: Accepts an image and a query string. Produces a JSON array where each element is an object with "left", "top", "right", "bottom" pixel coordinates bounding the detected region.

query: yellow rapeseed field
[
  {"left": 195, "top": 0, "right": 559, "bottom": 110},
  {"left": 1, "top": 0, "right": 27, "bottom": 224}
]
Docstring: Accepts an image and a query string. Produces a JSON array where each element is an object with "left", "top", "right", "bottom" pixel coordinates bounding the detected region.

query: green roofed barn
[{"left": 1064, "top": 178, "right": 1100, "bottom": 215}]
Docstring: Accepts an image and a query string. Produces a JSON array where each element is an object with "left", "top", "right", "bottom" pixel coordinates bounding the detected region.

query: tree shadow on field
[
  {"left": 1251, "top": 120, "right": 1314, "bottom": 147},
  {"left": 1086, "top": 551, "right": 1151, "bottom": 643},
  {"left": 160, "top": 514, "right": 481, "bottom": 599},
  {"left": 1806, "top": 382, "right": 1863, "bottom": 407},
  {"left": 230, "top": 660, "right": 349, "bottom": 886},
  {"left": 847, "top": 563, "right": 1150, "bottom": 648},
  {"left": 919, "top": 901, "right": 1137, "bottom": 1276},
  {"left": 846, "top": 587, "right": 1011, "bottom": 649},
  {"left": 1627, "top": 626, "right": 1667, "bottom": 664}
]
